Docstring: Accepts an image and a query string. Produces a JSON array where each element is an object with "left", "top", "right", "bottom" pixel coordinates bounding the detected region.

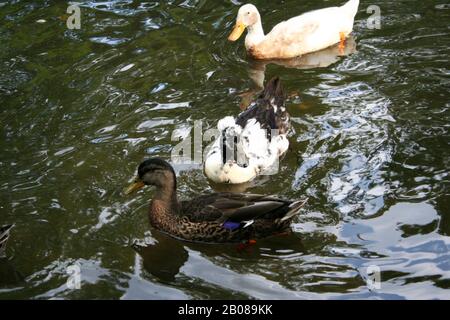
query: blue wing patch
[{"left": 222, "top": 221, "right": 241, "bottom": 231}]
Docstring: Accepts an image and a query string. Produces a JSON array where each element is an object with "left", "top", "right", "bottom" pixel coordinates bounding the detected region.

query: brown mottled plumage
[{"left": 125, "top": 158, "right": 307, "bottom": 243}]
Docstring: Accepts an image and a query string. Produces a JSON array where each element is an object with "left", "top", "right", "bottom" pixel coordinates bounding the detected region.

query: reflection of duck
[
  {"left": 125, "top": 158, "right": 307, "bottom": 243},
  {"left": 250, "top": 36, "right": 357, "bottom": 89},
  {"left": 239, "top": 37, "right": 357, "bottom": 109},
  {"left": 228, "top": 0, "right": 359, "bottom": 59},
  {"left": 204, "top": 77, "right": 290, "bottom": 184},
  {"left": 132, "top": 230, "right": 188, "bottom": 283},
  {"left": 133, "top": 228, "right": 306, "bottom": 282},
  {"left": 208, "top": 174, "right": 271, "bottom": 193}
]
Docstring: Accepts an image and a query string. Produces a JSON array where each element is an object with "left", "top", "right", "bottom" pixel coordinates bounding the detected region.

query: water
[{"left": 0, "top": 0, "right": 449, "bottom": 299}]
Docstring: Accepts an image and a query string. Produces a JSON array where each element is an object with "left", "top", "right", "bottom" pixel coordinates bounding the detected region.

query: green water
[{"left": 0, "top": 0, "right": 449, "bottom": 299}]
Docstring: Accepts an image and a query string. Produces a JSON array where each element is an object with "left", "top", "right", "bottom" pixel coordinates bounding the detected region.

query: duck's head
[
  {"left": 228, "top": 4, "right": 260, "bottom": 41},
  {"left": 124, "top": 158, "right": 176, "bottom": 194}
]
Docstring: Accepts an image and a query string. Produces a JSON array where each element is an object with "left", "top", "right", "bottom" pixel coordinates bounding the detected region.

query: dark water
[{"left": 0, "top": 0, "right": 449, "bottom": 299}]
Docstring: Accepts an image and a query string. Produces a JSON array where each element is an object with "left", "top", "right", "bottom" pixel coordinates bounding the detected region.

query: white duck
[
  {"left": 204, "top": 77, "right": 290, "bottom": 184},
  {"left": 228, "top": 0, "right": 359, "bottom": 59}
]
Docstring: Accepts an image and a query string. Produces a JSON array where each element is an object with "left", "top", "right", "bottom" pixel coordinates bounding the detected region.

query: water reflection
[
  {"left": 240, "top": 37, "right": 357, "bottom": 109},
  {"left": 0, "top": 257, "right": 24, "bottom": 289},
  {"left": 134, "top": 228, "right": 306, "bottom": 285},
  {"left": 132, "top": 231, "right": 188, "bottom": 283},
  {"left": 250, "top": 36, "right": 357, "bottom": 89},
  {"left": 207, "top": 175, "right": 273, "bottom": 193}
]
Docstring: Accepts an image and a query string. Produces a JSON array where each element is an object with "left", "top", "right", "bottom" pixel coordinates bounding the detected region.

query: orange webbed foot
[{"left": 236, "top": 239, "right": 257, "bottom": 252}]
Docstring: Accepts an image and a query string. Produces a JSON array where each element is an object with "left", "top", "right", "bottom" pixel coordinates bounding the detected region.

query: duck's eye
[{"left": 247, "top": 12, "right": 250, "bottom": 15}]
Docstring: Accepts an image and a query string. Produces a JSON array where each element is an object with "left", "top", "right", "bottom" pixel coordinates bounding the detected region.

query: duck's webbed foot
[{"left": 236, "top": 239, "right": 257, "bottom": 252}]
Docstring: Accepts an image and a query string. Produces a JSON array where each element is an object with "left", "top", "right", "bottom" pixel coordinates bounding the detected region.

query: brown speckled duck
[{"left": 125, "top": 158, "right": 307, "bottom": 243}]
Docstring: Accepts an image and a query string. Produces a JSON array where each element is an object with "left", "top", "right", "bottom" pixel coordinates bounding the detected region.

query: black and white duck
[{"left": 204, "top": 77, "right": 291, "bottom": 184}]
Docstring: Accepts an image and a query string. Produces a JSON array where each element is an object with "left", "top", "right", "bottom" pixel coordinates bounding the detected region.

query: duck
[
  {"left": 125, "top": 158, "right": 307, "bottom": 244},
  {"left": 204, "top": 77, "right": 290, "bottom": 184},
  {"left": 228, "top": 0, "right": 359, "bottom": 59}
]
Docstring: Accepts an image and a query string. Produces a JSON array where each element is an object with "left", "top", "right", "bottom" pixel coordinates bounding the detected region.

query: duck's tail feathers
[
  {"left": 0, "top": 224, "right": 14, "bottom": 255},
  {"left": 279, "top": 199, "right": 308, "bottom": 223},
  {"left": 342, "top": 0, "right": 359, "bottom": 17},
  {"left": 260, "top": 77, "right": 285, "bottom": 106}
]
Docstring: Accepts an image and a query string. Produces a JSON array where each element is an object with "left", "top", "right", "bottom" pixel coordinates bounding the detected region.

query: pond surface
[{"left": 0, "top": 0, "right": 449, "bottom": 299}]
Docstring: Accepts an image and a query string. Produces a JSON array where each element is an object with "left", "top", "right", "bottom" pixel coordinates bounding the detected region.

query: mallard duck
[
  {"left": 125, "top": 158, "right": 307, "bottom": 243},
  {"left": 228, "top": 0, "right": 359, "bottom": 59},
  {"left": 0, "top": 225, "right": 14, "bottom": 257},
  {"left": 204, "top": 77, "right": 290, "bottom": 184}
]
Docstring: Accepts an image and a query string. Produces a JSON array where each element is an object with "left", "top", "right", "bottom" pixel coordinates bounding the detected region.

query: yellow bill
[
  {"left": 228, "top": 22, "right": 246, "bottom": 41},
  {"left": 124, "top": 177, "right": 145, "bottom": 195}
]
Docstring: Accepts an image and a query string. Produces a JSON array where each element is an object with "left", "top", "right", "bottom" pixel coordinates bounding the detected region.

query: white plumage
[{"left": 228, "top": 0, "right": 360, "bottom": 59}]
